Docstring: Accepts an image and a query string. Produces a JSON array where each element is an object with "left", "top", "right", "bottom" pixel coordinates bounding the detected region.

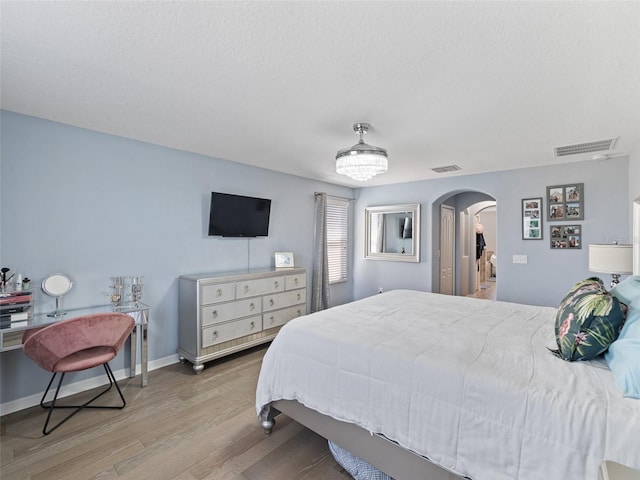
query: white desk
[{"left": 0, "top": 303, "right": 149, "bottom": 387}]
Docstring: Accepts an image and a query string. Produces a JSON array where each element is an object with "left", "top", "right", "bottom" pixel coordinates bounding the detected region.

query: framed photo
[
  {"left": 546, "top": 183, "right": 584, "bottom": 221},
  {"left": 274, "top": 251, "right": 294, "bottom": 268},
  {"left": 550, "top": 225, "right": 582, "bottom": 249},
  {"left": 522, "top": 197, "right": 543, "bottom": 240}
]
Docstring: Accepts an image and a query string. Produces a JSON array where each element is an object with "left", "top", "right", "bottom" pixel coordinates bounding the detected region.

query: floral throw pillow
[{"left": 550, "top": 277, "right": 626, "bottom": 361}]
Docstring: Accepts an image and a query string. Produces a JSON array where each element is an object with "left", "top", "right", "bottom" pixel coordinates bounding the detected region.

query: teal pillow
[
  {"left": 605, "top": 304, "right": 640, "bottom": 398},
  {"left": 611, "top": 275, "right": 640, "bottom": 306},
  {"left": 551, "top": 277, "right": 626, "bottom": 361}
]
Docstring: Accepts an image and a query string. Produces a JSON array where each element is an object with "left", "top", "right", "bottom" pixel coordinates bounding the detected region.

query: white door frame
[
  {"left": 634, "top": 197, "right": 640, "bottom": 275},
  {"left": 440, "top": 205, "right": 455, "bottom": 295},
  {"left": 467, "top": 201, "right": 497, "bottom": 293}
]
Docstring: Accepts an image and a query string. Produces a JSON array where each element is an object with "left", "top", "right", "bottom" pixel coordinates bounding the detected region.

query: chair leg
[
  {"left": 41, "top": 372, "right": 66, "bottom": 435},
  {"left": 104, "top": 362, "right": 127, "bottom": 408},
  {"left": 39, "top": 362, "right": 127, "bottom": 435}
]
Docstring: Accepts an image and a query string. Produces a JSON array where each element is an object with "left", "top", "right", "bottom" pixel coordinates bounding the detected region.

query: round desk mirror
[{"left": 42, "top": 273, "right": 73, "bottom": 317}]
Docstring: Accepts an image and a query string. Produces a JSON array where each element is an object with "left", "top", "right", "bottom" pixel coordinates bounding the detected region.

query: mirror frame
[
  {"left": 42, "top": 273, "right": 73, "bottom": 317},
  {"left": 42, "top": 274, "right": 73, "bottom": 297},
  {"left": 365, "top": 204, "right": 420, "bottom": 263}
]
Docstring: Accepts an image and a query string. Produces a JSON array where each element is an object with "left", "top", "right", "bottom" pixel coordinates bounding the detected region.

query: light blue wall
[
  {"left": 630, "top": 145, "right": 640, "bottom": 214},
  {"left": 630, "top": 145, "right": 640, "bottom": 272},
  {"left": 1, "top": 110, "right": 634, "bottom": 409},
  {"left": 0, "top": 111, "right": 354, "bottom": 403},
  {"left": 353, "top": 157, "right": 630, "bottom": 307}
]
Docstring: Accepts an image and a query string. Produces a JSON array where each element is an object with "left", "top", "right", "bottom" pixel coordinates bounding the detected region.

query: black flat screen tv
[{"left": 208, "top": 192, "right": 271, "bottom": 237}]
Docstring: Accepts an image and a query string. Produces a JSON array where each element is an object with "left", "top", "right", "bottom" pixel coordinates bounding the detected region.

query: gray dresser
[{"left": 178, "top": 268, "right": 307, "bottom": 373}]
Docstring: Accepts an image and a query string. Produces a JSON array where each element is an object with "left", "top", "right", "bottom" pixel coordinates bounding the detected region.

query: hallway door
[{"left": 440, "top": 205, "right": 455, "bottom": 295}]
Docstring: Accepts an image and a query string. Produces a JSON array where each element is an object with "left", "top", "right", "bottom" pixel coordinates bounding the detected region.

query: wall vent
[
  {"left": 432, "top": 164, "right": 462, "bottom": 173},
  {"left": 554, "top": 138, "right": 617, "bottom": 157}
]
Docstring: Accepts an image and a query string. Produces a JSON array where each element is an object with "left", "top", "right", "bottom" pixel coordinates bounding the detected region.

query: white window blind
[{"left": 326, "top": 197, "right": 348, "bottom": 284}]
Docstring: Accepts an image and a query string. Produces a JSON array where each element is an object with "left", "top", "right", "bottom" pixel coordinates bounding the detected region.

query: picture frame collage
[
  {"left": 547, "top": 183, "right": 584, "bottom": 221},
  {"left": 521, "top": 183, "right": 584, "bottom": 248},
  {"left": 550, "top": 225, "right": 581, "bottom": 249},
  {"left": 522, "top": 198, "right": 543, "bottom": 240}
]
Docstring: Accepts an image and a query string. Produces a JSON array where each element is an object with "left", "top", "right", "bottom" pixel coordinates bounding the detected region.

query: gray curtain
[{"left": 311, "top": 192, "right": 330, "bottom": 312}]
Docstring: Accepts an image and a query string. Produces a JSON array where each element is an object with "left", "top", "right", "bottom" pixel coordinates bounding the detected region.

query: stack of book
[{"left": 0, "top": 291, "right": 32, "bottom": 326}]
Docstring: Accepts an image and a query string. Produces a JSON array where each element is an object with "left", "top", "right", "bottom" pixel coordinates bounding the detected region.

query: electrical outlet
[
  {"left": 378, "top": 287, "right": 384, "bottom": 294},
  {"left": 513, "top": 254, "right": 528, "bottom": 264}
]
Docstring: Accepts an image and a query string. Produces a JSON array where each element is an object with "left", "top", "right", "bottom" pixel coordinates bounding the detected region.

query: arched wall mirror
[
  {"left": 365, "top": 204, "right": 420, "bottom": 262},
  {"left": 42, "top": 273, "right": 73, "bottom": 317}
]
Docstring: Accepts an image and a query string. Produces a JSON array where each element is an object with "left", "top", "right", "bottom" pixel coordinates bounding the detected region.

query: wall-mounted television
[{"left": 208, "top": 192, "right": 271, "bottom": 237}]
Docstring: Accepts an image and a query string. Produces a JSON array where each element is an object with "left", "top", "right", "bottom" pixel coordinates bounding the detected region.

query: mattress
[{"left": 256, "top": 290, "right": 640, "bottom": 480}]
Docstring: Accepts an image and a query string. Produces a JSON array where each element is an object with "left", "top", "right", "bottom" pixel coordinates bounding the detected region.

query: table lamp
[{"left": 588, "top": 243, "right": 633, "bottom": 288}]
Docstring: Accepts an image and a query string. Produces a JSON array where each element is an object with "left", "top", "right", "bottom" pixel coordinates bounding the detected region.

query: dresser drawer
[
  {"left": 237, "top": 276, "right": 284, "bottom": 298},
  {"left": 201, "top": 282, "right": 236, "bottom": 305},
  {"left": 263, "top": 304, "right": 306, "bottom": 329},
  {"left": 179, "top": 268, "right": 306, "bottom": 373},
  {"left": 201, "top": 315, "right": 261, "bottom": 348},
  {"left": 1, "top": 330, "right": 24, "bottom": 349},
  {"left": 201, "top": 298, "right": 262, "bottom": 327},
  {"left": 263, "top": 288, "right": 306, "bottom": 312},
  {"left": 285, "top": 273, "right": 306, "bottom": 290}
]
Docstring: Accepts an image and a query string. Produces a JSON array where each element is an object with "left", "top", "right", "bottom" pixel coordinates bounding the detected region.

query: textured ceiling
[{"left": 1, "top": 1, "right": 639, "bottom": 187}]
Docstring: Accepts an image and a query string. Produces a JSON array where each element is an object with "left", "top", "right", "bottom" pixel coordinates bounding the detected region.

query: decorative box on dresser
[{"left": 178, "top": 268, "right": 307, "bottom": 373}]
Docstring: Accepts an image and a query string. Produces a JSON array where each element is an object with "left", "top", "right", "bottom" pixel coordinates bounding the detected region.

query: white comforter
[{"left": 256, "top": 290, "right": 640, "bottom": 480}]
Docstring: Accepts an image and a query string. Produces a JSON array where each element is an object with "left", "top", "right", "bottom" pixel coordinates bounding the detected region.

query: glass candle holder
[
  {"left": 130, "top": 276, "right": 144, "bottom": 305},
  {"left": 110, "top": 276, "right": 125, "bottom": 305}
]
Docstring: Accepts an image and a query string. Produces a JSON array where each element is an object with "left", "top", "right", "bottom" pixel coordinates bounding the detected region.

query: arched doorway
[
  {"left": 473, "top": 204, "right": 497, "bottom": 299},
  {"left": 432, "top": 190, "right": 497, "bottom": 298}
]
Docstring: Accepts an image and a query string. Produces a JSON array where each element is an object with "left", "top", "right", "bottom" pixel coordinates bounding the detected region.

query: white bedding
[{"left": 256, "top": 290, "right": 640, "bottom": 480}]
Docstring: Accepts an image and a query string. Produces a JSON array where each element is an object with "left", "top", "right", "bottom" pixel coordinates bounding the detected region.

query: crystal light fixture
[{"left": 336, "top": 123, "right": 388, "bottom": 181}]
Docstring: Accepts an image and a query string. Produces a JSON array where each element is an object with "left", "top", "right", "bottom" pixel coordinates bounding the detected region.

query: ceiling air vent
[
  {"left": 554, "top": 138, "right": 617, "bottom": 157},
  {"left": 432, "top": 164, "right": 462, "bottom": 173}
]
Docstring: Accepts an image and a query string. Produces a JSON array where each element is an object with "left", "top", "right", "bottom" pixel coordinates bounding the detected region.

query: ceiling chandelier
[{"left": 336, "top": 123, "right": 388, "bottom": 181}]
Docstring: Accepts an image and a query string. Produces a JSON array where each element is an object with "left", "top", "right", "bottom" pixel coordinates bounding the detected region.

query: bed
[{"left": 256, "top": 290, "right": 640, "bottom": 480}]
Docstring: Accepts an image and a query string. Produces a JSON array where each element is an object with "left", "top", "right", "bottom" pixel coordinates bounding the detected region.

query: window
[{"left": 326, "top": 197, "right": 348, "bottom": 283}]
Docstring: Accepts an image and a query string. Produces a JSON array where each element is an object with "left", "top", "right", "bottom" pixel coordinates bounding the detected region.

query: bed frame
[{"left": 261, "top": 399, "right": 466, "bottom": 480}]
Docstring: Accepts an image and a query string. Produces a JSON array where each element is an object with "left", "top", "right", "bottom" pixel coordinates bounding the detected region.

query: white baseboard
[{"left": 0, "top": 354, "right": 180, "bottom": 416}]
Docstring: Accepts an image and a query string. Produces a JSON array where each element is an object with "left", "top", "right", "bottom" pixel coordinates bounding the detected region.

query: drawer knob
[
  {"left": 270, "top": 299, "right": 274, "bottom": 306},
  {"left": 250, "top": 302, "right": 255, "bottom": 310},
  {"left": 216, "top": 288, "right": 222, "bottom": 297},
  {"left": 244, "top": 285, "right": 249, "bottom": 293},
  {"left": 212, "top": 310, "right": 218, "bottom": 318},
  {"left": 297, "top": 309, "right": 301, "bottom": 316},
  {"left": 297, "top": 293, "right": 301, "bottom": 300},
  {"left": 270, "top": 316, "right": 275, "bottom": 324},
  {"left": 212, "top": 331, "right": 218, "bottom": 339},
  {"left": 250, "top": 321, "right": 255, "bottom": 329},
  {"left": 274, "top": 281, "right": 279, "bottom": 288},
  {"left": 294, "top": 278, "right": 298, "bottom": 285}
]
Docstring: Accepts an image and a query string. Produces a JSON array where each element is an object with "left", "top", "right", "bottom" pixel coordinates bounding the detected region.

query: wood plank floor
[
  {"left": 466, "top": 282, "right": 496, "bottom": 300},
  {"left": 0, "top": 345, "right": 352, "bottom": 480}
]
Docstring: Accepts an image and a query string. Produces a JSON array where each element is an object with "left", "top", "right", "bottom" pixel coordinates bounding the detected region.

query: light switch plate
[{"left": 513, "top": 254, "right": 528, "bottom": 264}]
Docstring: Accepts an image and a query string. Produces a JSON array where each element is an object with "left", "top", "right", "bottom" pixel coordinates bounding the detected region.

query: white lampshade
[{"left": 588, "top": 244, "right": 633, "bottom": 274}]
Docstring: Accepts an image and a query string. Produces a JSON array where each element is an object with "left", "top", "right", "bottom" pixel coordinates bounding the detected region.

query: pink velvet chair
[{"left": 22, "top": 312, "right": 135, "bottom": 435}]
